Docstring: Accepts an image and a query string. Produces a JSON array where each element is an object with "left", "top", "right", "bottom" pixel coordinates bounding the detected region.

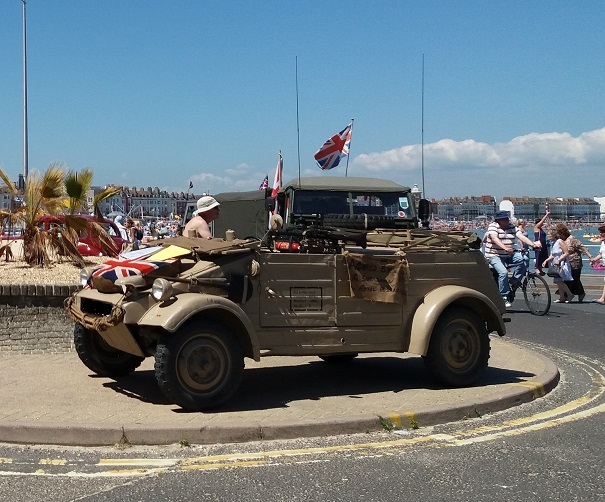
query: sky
[{"left": 1, "top": 1, "right": 604, "bottom": 201}]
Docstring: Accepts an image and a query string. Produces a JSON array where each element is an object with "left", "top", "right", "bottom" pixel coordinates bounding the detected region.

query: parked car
[{"left": 37, "top": 215, "right": 127, "bottom": 257}]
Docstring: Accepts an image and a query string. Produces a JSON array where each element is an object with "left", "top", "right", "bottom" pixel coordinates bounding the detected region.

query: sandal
[{"left": 593, "top": 300, "right": 605, "bottom": 305}]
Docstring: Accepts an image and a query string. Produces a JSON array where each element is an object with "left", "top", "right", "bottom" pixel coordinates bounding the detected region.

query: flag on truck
[
  {"left": 314, "top": 123, "right": 352, "bottom": 170},
  {"left": 259, "top": 175, "right": 269, "bottom": 190},
  {"left": 271, "top": 151, "right": 283, "bottom": 198}
]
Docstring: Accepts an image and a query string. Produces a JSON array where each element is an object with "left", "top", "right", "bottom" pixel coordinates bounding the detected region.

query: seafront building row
[
  {"left": 1, "top": 184, "right": 604, "bottom": 222},
  {"left": 432, "top": 195, "right": 604, "bottom": 222}
]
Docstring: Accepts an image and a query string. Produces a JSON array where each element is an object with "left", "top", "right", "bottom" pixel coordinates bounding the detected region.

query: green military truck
[{"left": 66, "top": 176, "right": 506, "bottom": 411}]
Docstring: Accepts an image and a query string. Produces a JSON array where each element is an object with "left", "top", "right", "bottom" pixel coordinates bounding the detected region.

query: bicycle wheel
[{"left": 523, "top": 273, "right": 551, "bottom": 315}]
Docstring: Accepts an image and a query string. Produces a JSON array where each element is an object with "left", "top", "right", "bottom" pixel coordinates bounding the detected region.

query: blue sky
[{"left": 1, "top": 1, "right": 604, "bottom": 200}]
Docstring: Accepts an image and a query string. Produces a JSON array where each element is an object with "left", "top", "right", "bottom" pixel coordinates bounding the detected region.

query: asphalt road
[{"left": 0, "top": 300, "right": 604, "bottom": 501}]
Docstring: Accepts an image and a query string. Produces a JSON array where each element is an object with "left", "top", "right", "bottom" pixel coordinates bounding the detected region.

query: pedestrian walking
[
  {"left": 557, "top": 223, "right": 592, "bottom": 302},
  {"left": 542, "top": 228, "right": 573, "bottom": 303}
]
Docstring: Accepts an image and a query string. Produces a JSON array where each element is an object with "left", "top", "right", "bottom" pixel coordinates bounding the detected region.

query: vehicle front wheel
[
  {"left": 74, "top": 323, "right": 144, "bottom": 377},
  {"left": 423, "top": 307, "right": 490, "bottom": 386},
  {"left": 154, "top": 322, "right": 244, "bottom": 411}
]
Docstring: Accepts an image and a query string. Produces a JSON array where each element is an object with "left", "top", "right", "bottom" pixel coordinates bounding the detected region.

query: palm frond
[
  {"left": 0, "top": 167, "right": 17, "bottom": 193},
  {"left": 65, "top": 168, "right": 94, "bottom": 215},
  {"left": 93, "top": 186, "right": 121, "bottom": 219},
  {"left": 65, "top": 215, "right": 120, "bottom": 258},
  {"left": 47, "top": 224, "right": 85, "bottom": 267}
]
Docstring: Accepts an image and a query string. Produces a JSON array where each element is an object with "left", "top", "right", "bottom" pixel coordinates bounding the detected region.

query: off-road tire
[
  {"left": 154, "top": 322, "right": 244, "bottom": 411},
  {"left": 423, "top": 307, "right": 490, "bottom": 386},
  {"left": 319, "top": 354, "right": 359, "bottom": 363},
  {"left": 74, "top": 323, "right": 144, "bottom": 377},
  {"left": 323, "top": 214, "right": 395, "bottom": 230}
]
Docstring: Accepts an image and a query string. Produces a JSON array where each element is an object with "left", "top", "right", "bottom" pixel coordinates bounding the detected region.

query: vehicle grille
[{"left": 80, "top": 297, "right": 114, "bottom": 316}]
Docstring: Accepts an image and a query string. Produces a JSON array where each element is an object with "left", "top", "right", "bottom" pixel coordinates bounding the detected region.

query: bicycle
[{"left": 491, "top": 249, "right": 552, "bottom": 315}]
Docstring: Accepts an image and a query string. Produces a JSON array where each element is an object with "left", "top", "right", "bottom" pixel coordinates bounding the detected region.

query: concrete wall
[{"left": 0, "top": 284, "right": 80, "bottom": 353}]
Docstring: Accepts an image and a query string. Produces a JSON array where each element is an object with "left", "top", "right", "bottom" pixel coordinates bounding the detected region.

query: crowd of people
[{"left": 481, "top": 209, "right": 605, "bottom": 308}]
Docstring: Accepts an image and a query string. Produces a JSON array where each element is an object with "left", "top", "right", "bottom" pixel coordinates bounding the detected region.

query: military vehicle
[{"left": 66, "top": 177, "right": 506, "bottom": 411}]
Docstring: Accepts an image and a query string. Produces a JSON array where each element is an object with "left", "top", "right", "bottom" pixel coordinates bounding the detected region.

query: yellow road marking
[
  {"left": 387, "top": 412, "right": 418, "bottom": 429},
  {"left": 183, "top": 460, "right": 269, "bottom": 471},
  {"left": 39, "top": 459, "right": 67, "bottom": 466},
  {"left": 97, "top": 459, "right": 178, "bottom": 467}
]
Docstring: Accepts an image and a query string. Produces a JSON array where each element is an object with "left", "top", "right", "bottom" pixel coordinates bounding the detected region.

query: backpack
[{"left": 135, "top": 228, "right": 144, "bottom": 240}]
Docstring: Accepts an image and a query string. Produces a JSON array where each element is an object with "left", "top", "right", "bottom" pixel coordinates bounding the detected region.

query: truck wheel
[
  {"left": 154, "top": 323, "right": 244, "bottom": 411},
  {"left": 319, "top": 354, "right": 358, "bottom": 363},
  {"left": 74, "top": 323, "right": 144, "bottom": 377},
  {"left": 423, "top": 307, "right": 490, "bottom": 386}
]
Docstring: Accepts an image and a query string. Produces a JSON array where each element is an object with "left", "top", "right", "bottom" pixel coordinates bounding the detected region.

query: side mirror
[{"left": 418, "top": 198, "right": 430, "bottom": 223}]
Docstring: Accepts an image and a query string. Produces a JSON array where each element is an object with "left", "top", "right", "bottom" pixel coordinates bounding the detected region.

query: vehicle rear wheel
[
  {"left": 74, "top": 323, "right": 144, "bottom": 377},
  {"left": 154, "top": 322, "right": 244, "bottom": 411},
  {"left": 319, "top": 353, "right": 358, "bottom": 363},
  {"left": 423, "top": 307, "right": 490, "bottom": 386}
]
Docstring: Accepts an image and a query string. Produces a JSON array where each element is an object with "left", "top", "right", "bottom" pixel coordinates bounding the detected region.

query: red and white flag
[{"left": 271, "top": 151, "right": 283, "bottom": 199}]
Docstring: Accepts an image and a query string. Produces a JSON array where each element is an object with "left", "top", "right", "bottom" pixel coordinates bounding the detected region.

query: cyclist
[{"left": 484, "top": 211, "right": 541, "bottom": 307}]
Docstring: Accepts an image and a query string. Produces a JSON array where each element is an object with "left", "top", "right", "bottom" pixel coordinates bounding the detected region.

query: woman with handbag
[
  {"left": 542, "top": 228, "right": 573, "bottom": 303},
  {"left": 557, "top": 223, "right": 592, "bottom": 302}
]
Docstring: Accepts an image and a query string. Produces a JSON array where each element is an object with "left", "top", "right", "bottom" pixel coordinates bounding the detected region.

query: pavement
[{"left": 0, "top": 337, "right": 559, "bottom": 447}]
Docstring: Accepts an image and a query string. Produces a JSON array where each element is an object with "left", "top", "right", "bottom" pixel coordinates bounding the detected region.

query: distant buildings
[
  {"left": 1, "top": 181, "right": 604, "bottom": 222},
  {"left": 90, "top": 185, "right": 197, "bottom": 219},
  {"left": 433, "top": 195, "right": 602, "bottom": 222}
]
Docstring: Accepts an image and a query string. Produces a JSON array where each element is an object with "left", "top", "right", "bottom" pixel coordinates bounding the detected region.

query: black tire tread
[
  {"left": 73, "top": 323, "right": 144, "bottom": 377},
  {"left": 423, "top": 307, "right": 490, "bottom": 387}
]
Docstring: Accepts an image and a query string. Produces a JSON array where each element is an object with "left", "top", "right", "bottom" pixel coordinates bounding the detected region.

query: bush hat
[
  {"left": 494, "top": 210, "right": 511, "bottom": 220},
  {"left": 193, "top": 196, "right": 220, "bottom": 216}
]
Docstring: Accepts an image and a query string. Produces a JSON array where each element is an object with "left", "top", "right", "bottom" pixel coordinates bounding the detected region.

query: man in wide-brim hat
[{"left": 183, "top": 196, "right": 220, "bottom": 238}]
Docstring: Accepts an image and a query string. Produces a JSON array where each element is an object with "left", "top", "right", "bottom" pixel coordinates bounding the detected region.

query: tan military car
[{"left": 66, "top": 178, "right": 506, "bottom": 411}]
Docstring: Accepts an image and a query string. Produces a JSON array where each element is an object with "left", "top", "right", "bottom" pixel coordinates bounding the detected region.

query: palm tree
[{"left": 2, "top": 163, "right": 122, "bottom": 267}]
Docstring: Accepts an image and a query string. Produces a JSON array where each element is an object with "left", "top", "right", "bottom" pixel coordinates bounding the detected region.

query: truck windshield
[{"left": 292, "top": 190, "right": 413, "bottom": 218}]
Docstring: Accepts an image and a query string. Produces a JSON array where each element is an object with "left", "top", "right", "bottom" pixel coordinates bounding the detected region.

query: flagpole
[
  {"left": 181, "top": 183, "right": 191, "bottom": 228},
  {"left": 295, "top": 56, "right": 301, "bottom": 187},
  {"left": 345, "top": 118, "right": 354, "bottom": 177}
]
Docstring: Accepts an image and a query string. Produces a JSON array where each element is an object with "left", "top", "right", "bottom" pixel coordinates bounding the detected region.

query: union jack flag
[
  {"left": 314, "top": 123, "right": 352, "bottom": 170},
  {"left": 259, "top": 175, "right": 269, "bottom": 190},
  {"left": 91, "top": 258, "right": 167, "bottom": 284}
]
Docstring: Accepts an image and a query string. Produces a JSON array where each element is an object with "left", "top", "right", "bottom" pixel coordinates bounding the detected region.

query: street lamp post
[{"left": 22, "top": 0, "right": 29, "bottom": 181}]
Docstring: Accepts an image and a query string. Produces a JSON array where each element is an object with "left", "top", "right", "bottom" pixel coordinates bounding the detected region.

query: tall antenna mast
[
  {"left": 296, "top": 56, "right": 301, "bottom": 186},
  {"left": 421, "top": 54, "right": 425, "bottom": 199}
]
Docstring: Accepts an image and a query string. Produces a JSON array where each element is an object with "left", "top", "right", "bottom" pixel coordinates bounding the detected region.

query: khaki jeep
[{"left": 66, "top": 223, "right": 506, "bottom": 411}]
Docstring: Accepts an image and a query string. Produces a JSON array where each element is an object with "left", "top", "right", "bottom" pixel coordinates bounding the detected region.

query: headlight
[
  {"left": 80, "top": 268, "right": 94, "bottom": 287},
  {"left": 152, "top": 278, "right": 175, "bottom": 302}
]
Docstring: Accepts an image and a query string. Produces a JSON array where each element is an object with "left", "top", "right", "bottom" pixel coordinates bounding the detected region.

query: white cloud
[{"left": 350, "top": 127, "right": 605, "bottom": 199}]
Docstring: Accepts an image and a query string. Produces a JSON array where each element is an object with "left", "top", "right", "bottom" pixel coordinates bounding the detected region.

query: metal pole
[
  {"left": 345, "top": 118, "right": 354, "bottom": 177},
  {"left": 295, "top": 56, "right": 301, "bottom": 186},
  {"left": 421, "top": 54, "right": 425, "bottom": 199},
  {"left": 22, "top": 0, "right": 29, "bottom": 181}
]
